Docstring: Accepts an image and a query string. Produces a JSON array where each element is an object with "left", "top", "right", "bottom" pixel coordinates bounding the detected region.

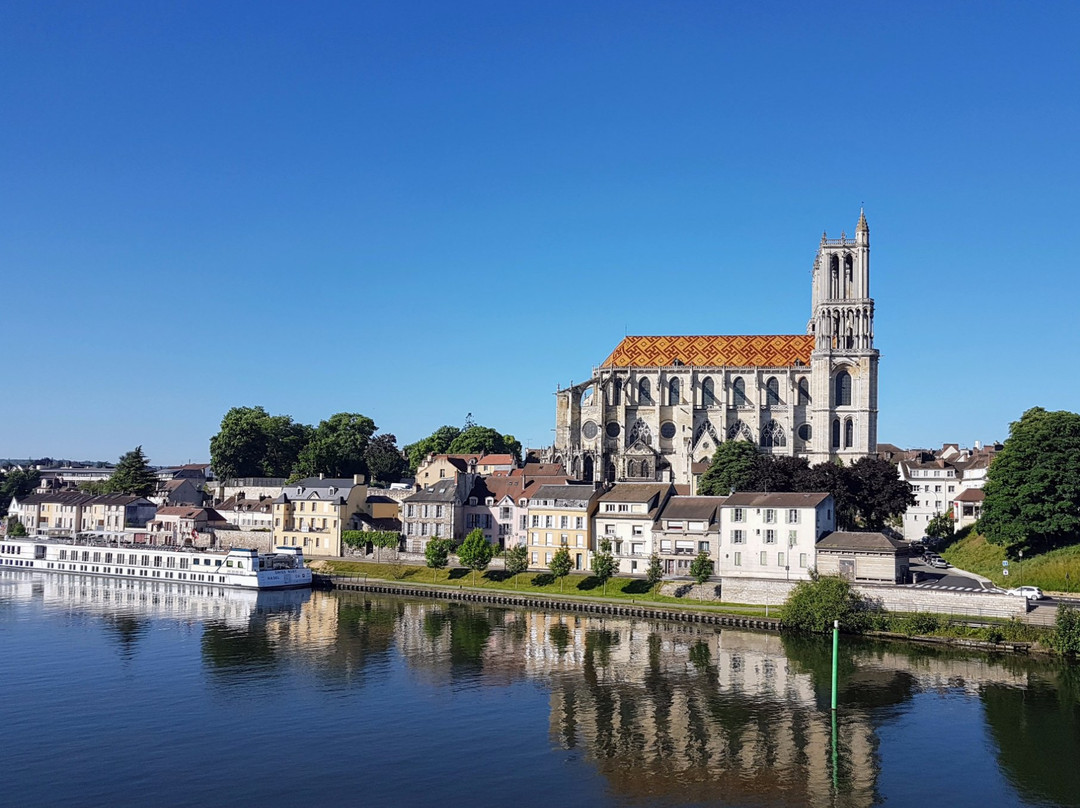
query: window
[
  {"left": 844, "top": 418, "right": 854, "bottom": 448},
  {"left": 797, "top": 377, "right": 810, "bottom": 406},
  {"left": 734, "top": 552, "right": 742, "bottom": 567},
  {"left": 765, "top": 530, "right": 776, "bottom": 544},
  {"left": 799, "top": 553, "right": 808, "bottom": 568},
  {"left": 545, "top": 552, "right": 553, "bottom": 564},
  {"left": 575, "top": 517, "right": 584, "bottom": 530},
  {"left": 835, "top": 371, "right": 852, "bottom": 406},
  {"left": 436, "top": 505, "right": 444, "bottom": 518},
  {"left": 632, "top": 525, "right": 643, "bottom": 537},
  {"left": 668, "top": 377, "right": 680, "bottom": 405},
  {"left": 778, "top": 552, "right": 785, "bottom": 567},
  {"left": 764, "top": 509, "right": 776, "bottom": 523},
  {"left": 612, "top": 378, "right": 622, "bottom": 406},
  {"left": 531, "top": 515, "right": 540, "bottom": 527},
  {"left": 732, "top": 529, "right": 744, "bottom": 544},
  {"left": 638, "top": 378, "right": 653, "bottom": 405},
  {"left": 702, "top": 377, "right": 716, "bottom": 407},
  {"left": 934, "top": 485, "right": 942, "bottom": 493},
  {"left": 760, "top": 551, "right": 767, "bottom": 565},
  {"left": 766, "top": 377, "right": 781, "bottom": 406},
  {"left": 544, "top": 515, "right": 553, "bottom": 528},
  {"left": 560, "top": 515, "right": 568, "bottom": 529},
  {"left": 788, "top": 530, "right": 798, "bottom": 546},
  {"left": 545, "top": 533, "right": 553, "bottom": 545},
  {"left": 732, "top": 377, "right": 748, "bottom": 406},
  {"left": 604, "top": 504, "right": 615, "bottom": 512},
  {"left": 832, "top": 419, "right": 841, "bottom": 448},
  {"left": 732, "top": 508, "right": 744, "bottom": 522},
  {"left": 605, "top": 524, "right": 615, "bottom": 536},
  {"left": 698, "top": 541, "right": 709, "bottom": 553}
]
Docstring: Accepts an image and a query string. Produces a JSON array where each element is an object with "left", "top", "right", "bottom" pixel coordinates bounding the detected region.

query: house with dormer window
[{"left": 272, "top": 474, "right": 369, "bottom": 557}]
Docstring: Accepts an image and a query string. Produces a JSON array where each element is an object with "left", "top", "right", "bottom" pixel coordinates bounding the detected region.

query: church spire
[{"left": 857, "top": 208, "right": 868, "bottom": 233}]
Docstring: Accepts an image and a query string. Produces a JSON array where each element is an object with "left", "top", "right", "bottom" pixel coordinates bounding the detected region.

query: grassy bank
[
  {"left": 310, "top": 559, "right": 770, "bottom": 616},
  {"left": 941, "top": 531, "right": 1080, "bottom": 593}
]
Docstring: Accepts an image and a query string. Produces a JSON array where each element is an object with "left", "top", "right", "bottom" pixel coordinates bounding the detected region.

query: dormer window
[
  {"left": 469, "top": 497, "right": 477, "bottom": 506},
  {"left": 485, "top": 497, "right": 494, "bottom": 506}
]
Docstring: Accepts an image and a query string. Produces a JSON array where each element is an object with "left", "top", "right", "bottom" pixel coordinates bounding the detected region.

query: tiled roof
[
  {"left": 601, "top": 335, "right": 814, "bottom": 368},
  {"left": 816, "top": 531, "right": 907, "bottom": 553},
  {"left": 953, "top": 488, "right": 985, "bottom": 502}
]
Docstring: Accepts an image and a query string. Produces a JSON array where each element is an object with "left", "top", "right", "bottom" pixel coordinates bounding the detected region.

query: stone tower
[{"left": 807, "top": 210, "right": 878, "bottom": 462}]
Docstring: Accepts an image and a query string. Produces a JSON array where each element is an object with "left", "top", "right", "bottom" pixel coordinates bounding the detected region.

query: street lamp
[{"left": 1019, "top": 548, "right": 1024, "bottom": 588}]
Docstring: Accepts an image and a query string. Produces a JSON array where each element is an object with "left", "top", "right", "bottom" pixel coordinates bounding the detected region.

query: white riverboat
[{"left": 0, "top": 536, "right": 311, "bottom": 590}]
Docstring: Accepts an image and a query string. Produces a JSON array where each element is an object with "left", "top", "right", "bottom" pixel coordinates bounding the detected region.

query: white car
[{"left": 1007, "top": 586, "right": 1045, "bottom": 600}]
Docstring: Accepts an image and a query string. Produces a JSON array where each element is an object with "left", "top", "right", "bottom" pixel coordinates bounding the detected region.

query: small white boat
[{"left": 0, "top": 536, "right": 311, "bottom": 590}]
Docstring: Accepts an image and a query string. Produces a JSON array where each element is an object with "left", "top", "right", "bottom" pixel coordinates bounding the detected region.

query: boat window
[{"left": 226, "top": 561, "right": 233, "bottom": 567}]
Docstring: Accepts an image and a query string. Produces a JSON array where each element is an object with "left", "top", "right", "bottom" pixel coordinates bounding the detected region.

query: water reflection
[{"left": 4, "top": 570, "right": 1080, "bottom": 807}]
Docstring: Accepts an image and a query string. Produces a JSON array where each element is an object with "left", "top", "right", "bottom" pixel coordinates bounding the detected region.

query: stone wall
[{"left": 214, "top": 529, "right": 275, "bottom": 553}]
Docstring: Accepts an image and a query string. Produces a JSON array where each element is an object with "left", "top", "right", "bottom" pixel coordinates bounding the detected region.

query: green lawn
[
  {"left": 310, "top": 559, "right": 771, "bottom": 616},
  {"left": 941, "top": 530, "right": 1080, "bottom": 593}
]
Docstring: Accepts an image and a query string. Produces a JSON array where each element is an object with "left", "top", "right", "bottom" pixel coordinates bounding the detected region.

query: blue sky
[{"left": 2, "top": 1, "right": 1078, "bottom": 465}]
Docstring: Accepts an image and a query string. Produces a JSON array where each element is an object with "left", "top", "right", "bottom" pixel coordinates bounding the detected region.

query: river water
[{"left": 2, "top": 570, "right": 1078, "bottom": 808}]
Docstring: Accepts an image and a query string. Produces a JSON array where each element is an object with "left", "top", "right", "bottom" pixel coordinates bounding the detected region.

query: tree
[
  {"left": 781, "top": 571, "right": 869, "bottom": 634},
  {"left": 0, "top": 469, "right": 40, "bottom": 517},
  {"left": 504, "top": 544, "right": 529, "bottom": 588},
  {"left": 292, "top": 412, "right": 377, "bottom": 480},
  {"left": 425, "top": 538, "right": 453, "bottom": 583},
  {"left": 645, "top": 553, "right": 663, "bottom": 590},
  {"left": 844, "top": 456, "right": 916, "bottom": 530},
  {"left": 106, "top": 446, "right": 157, "bottom": 497},
  {"left": 981, "top": 408, "right": 1080, "bottom": 553},
  {"left": 591, "top": 538, "right": 617, "bottom": 596},
  {"left": 209, "top": 406, "right": 311, "bottom": 480},
  {"left": 6, "top": 517, "right": 27, "bottom": 537},
  {"left": 926, "top": 511, "right": 954, "bottom": 541},
  {"left": 746, "top": 455, "right": 812, "bottom": 493},
  {"left": 1053, "top": 603, "right": 1080, "bottom": 657},
  {"left": 689, "top": 552, "right": 714, "bottom": 600},
  {"left": 364, "top": 433, "right": 407, "bottom": 485},
  {"left": 805, "top": 460, "right": 858, "bottom": 530},
  {"left": 697, "top": 441, "right": 759, "bottom": 496},
  {"left": 457, "top": 528, "right": 495, "bottom": 585},
  {"left": 447, "top": 426, "right": 522, "bottom": 462},
  {"left": 77, "top": 480, "right": 110, "bottom": 495},
  {"left": 403, "top": 425, "right": 461, "bottom": 473},
  {"left": 550, "top": 545, "right": 573, "bottom": 592}
]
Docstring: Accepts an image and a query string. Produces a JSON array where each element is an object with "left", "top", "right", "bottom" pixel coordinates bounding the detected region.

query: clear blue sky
[{"left": 2, "top": 1, "right": 1078, "bottom": 465}]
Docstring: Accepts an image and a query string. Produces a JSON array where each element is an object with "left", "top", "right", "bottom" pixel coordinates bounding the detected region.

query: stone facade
[{"left": 552, "top": 213, "right": 878, "bottom": 487}]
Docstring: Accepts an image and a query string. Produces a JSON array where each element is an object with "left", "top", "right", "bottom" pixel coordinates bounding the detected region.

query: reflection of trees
[
  {"left": 99, "top": 612, "right": 148, "bottom": 660},
  {"left": 983, "top": 670, "right": 1080, "bottom": 807},
  {"left": 201, "top": 621, "right": 277, "bottom": 670}
]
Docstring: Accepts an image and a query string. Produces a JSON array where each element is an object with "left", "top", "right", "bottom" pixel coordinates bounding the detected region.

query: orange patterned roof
[{"left": 601, "top": 335, "right": 814, "bottom": 368}]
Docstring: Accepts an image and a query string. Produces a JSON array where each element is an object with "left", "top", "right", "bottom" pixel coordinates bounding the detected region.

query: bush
[
  {"left": 781, "top": 572, "right": 869, "bottom": 634},
  {"left": 1053, "top": 604, "right": 1080, "bottom": 656},
  {"left": 899, "top": 613, "right": 942, "bottom": 636}
]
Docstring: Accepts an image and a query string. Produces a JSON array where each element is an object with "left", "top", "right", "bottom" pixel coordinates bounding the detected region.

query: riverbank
[
  {"left": 941, "top": 530, "right": 1080, "bottom": 594},
  {"left": 313, "top": 564, "right": 1057, "bottom": 656}
]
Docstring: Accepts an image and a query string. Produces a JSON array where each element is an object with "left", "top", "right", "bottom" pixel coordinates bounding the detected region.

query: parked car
[
  {"left": 929, "top": 557, "right": 950, "bottom": 569},
  {"left": 1007, "top": 586, "right": 1045, "bottom": 600}
]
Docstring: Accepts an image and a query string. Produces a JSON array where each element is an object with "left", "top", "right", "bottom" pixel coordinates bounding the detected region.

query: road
[{"left": 907, "top": 558, "right": 998, "bottom": 593}]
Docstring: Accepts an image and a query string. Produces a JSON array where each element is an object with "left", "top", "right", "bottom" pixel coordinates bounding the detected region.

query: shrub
[
  {"left": 781, "top": 572, "right": 869, "bottom": 634},
  {"left": 1053, "top": 604, "right": 1080, "bottom": 656}
]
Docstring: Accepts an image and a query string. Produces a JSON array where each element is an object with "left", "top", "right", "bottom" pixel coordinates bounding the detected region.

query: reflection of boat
[
  {"left": 0, "top": 537, "right": 311, "bottom": 589},
  {"left": 0, "top": 569, "right": 311, "bottom": 626}
]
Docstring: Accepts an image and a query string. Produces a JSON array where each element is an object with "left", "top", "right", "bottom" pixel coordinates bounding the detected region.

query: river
[{"left": 2, "top": 570, "right": 1077, "bottom": 808}]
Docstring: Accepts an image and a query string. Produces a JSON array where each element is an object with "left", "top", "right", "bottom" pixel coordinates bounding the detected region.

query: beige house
[
  {"left": 815, "top": 531, "right": 911, "bottom": 584},
  {"left": 593, "top": 483, "right": 675, "bottom": 575},
  {"left": 272, "top": 475, "right": 369, "bottom": 557},
  {"left": 8, "top": 493, "right": 155, "bottom": 539},
  {"left": 146, "top": 507, "right": 229, "bottom": 546},
  {"left": 527, "top": 484, "right": 598, "bottom": 572}
]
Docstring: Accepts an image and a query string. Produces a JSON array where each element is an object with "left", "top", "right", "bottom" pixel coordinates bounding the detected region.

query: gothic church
[{"left": 553, "top": 212, "right": 879, "bottom": 487}]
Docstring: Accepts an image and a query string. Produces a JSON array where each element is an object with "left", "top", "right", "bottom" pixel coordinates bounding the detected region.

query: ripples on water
[{"left": 1, "top": 571, "right": 1078, "bottom": 808}]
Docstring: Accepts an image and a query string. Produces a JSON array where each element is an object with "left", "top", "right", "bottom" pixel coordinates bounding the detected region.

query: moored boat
[{"left": 0, "top": 537, "right": 311, "bottom": 590}]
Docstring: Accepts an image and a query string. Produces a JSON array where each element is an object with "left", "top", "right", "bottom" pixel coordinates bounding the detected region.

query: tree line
[
  {"left": 210, "top": 407, "right": 520, "bottom": 485},
  {"left": 697, "top": 440, "right": 916, "bottom": 531}
]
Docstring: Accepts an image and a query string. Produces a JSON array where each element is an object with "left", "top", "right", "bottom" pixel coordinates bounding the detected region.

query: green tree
[
  {"left": 447, "top": 426, "right": 522, "bottom": 462},
  {"left": 292, "top": 412, "right": 377, "bottom": 480},
  {"left": 550, "top": 545, "right": 573, "bottom": 592},
  {"left": 6, "top": 517, "right": 27, "bottom": 537},
  {"left": 781, "top": 571, "right": 869, "bottom": 634},
  {"left": 403, "top": 425, "right": 462, "bottom": 473},
  {"left": 845, "top": 456, "right": 916, "bottom": 530},
  {"left": 364, "top": 433, "right": 407, "bottom": 485},
  {"left": 926, "top": 511, "right": 954, "bottom": 541},
  {"left": 805, "top": 460, "right": 858, "bottom": 530},
  {"left": 504, "top": 544, "right": 529, "bottom": 588},
  {"left": 457, "top": 528, "right": 495, "bottom": 585},
  {"left": 645, "top": 553, "right": 663, "bottom": 590},
  {"left": 697, "top": 441, "right": 759, "bottom": 496},
  {"left": 105, "top": 446, "right": 158, "bottom": 497},
  {"left": 425, "top": 538, "right": 454, "bottom": 583},
  {"left": 746, "top": 455, "right": 813, "bottom": 492},
  {"left": 689, "top": 552, "right": 714, "bottom": 600},
  {"left": 209, "top": 406, "right": 312, "bottom": 480},
  {"left": 0, "top": 468, "right": 40, "bottom": 517},
  {"left": 591, "top": 538, "right": 617, "bottom": 595},
  {"left": 981, "top": 408, "right": 1080, "bottom": 553},
  {"left": 77, "top": 480, "right": 110, "bottom": 495}
]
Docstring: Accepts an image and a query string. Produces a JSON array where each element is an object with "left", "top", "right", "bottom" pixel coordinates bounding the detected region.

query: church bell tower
[{"left": 807, "top": 210, "right": 878, "bottom": 462}]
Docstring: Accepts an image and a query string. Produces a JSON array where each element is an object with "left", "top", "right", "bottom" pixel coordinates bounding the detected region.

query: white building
[
  {"left": 592, "top": 483, "right": 675, "bottom": 575},
  {"left": 717, "top": 492, "right": 834, "bottom": 581}
]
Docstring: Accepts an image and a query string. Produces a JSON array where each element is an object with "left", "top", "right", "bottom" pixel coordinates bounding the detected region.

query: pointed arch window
[
  {"left": 832, "top": 419, "right": 841, "bottom": 449},
  {"left": 760, "top": 421, "right": 786, "bottom": 448},
  {"left": 640, "top": 460, "right": 650, "bottom": 478},
  {"left": 668, "top": 377, "right": 680, "bottom": 406},
  {"left": 766, "top": 377, "right": 781, "bottom": 406},
  {"left": 732, "top": 377, "right": 748, "bottom": 407},
  {"left": 797, "top": 377, "right": 810, "bottom": 406},
  {"left": 702, "top": 377, "right": 716, "bottom": 407},
  {"left": 611, "top": 378, "right": 622, "bottom": 406},
  {"left": 627, "top": 460, "right": 638, "bottom": 478},
  {"left": 834, "top": 371, "right": 851, "bottom": 407},
  {"left": 638, "top": 378, "right": 653, "bottom": 405},
  {"left": 845, "top": 418, "right": 854, "bottom": 448}
]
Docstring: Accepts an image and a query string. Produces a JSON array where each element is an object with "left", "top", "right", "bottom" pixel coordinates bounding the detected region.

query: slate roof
[
  {"left": 657, "top": 496, "right": 725, "bottom": 522},
  {"left": 723, "top": 492, "right": 831, "bottom": 509},
  {"left": 273, "top": 478, "right": 361, "bottom": 504},
  {"left": 530, "top": 484, "right": 596, "bottom": 506},
  {"left": 815, "top": 531, "right": 908, "bottom": 553},
  {"left": 405, "top": 479, "right": 461, "bottom": 503}
]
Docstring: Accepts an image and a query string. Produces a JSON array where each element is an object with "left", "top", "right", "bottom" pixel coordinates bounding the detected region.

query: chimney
[
  {"left": 319, "top": 473, "right": 325, "bottom": 480},
  {"left": 354, "top": 473, "right": 366, "bottom": 485}
]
